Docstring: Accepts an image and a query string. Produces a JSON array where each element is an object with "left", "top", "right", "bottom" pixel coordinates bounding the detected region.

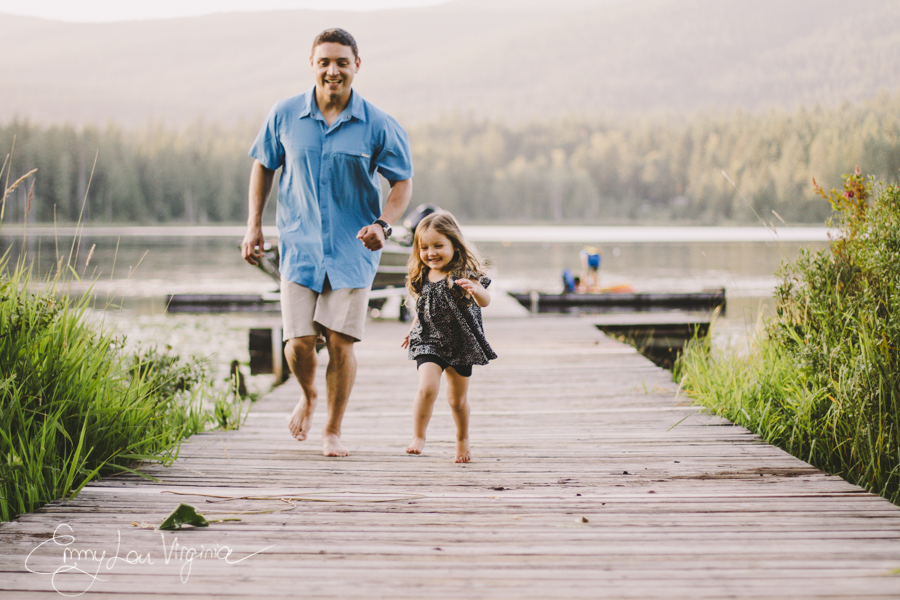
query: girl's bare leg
[
  {"left": 407, "top": 363, "right": 442, "bottom": 455},
  {"left": 445, "top": 368, "right": 471, "bottom": 463}
]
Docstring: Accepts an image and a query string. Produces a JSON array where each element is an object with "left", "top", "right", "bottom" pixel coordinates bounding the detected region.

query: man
[{"left": 241, "top": 28, "right": 413, "bottom": 457}]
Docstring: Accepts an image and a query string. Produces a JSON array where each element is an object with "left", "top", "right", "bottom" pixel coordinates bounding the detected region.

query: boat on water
[
  {"left": 165, "top": 241, "right": 410, "bottom": 314},
  {"left": 247, "top": 239, "right": 411, "bottom": 291},
  {"left": 166, "top": 204, "right": 439, "bottom": 315}
]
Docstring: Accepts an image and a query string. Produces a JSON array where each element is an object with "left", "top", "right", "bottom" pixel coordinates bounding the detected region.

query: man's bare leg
[
  {"left": 446, "top": 368, "right": 471, "bottom": 463},
  {"left": 322, "top": 329, "right": 357, "bottom": 457},
  {"left": 285, "top": 335, "right": 319, "bottom": 441},
  {"left": 406, "top": 363, "right": 442, "bottom": 455}
]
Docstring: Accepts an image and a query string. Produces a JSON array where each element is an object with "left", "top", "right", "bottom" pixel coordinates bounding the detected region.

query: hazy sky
[{"left": 0, "top": 0, "right": 451, "bottom": 22}]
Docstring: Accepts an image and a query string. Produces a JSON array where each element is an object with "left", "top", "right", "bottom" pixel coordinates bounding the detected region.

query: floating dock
[
  {"left": 594, "top": 312, "right": 714, "bottom": 369},
  {"left": 509, "top": 287, "right": 726, "bottom": 314}
]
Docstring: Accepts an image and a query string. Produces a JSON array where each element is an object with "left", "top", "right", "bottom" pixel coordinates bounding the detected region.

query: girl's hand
[
  {"left": 454, "top": 278, "right": 481, "bottom": 296},
  {"left": 454, "top": 277, "right": 491, "bottom": 308},
  {"left": 401, "top": 334, "right": 410, "bottom": 349}
]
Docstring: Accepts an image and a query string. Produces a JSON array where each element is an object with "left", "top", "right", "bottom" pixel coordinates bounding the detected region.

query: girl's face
[{"left": 418, "top": 227, "right": 456, "bottom": 273}]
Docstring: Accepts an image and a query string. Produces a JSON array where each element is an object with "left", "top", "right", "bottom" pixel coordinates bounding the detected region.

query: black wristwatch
[{"left": 374, "top": 219, "right": 392, "bottom": 239}]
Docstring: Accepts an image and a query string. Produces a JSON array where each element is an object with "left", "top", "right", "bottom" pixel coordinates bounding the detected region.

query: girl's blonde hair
[{"left": 406, "top": 211, "right": 486, "bottom": 300}]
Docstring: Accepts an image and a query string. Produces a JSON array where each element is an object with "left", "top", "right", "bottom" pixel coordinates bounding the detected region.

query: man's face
[{"left": 311, "top": 42, "right": 360, "bottom": 101}]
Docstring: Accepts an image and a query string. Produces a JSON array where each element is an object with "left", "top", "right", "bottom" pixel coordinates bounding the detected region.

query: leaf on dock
[{"left": 159, "top": 503, "right": 210, "bottom": 530}]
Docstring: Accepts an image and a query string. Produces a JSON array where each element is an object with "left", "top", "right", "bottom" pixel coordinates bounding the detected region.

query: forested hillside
[
  {"left": 1, "top": 0, "right": 898, "bottom": 125},
  {"left": 3, "top": 0, "right": 898, "bottom": 225},
  {"left": 4, "top": 94, "right": 898, "bottom": 225}
]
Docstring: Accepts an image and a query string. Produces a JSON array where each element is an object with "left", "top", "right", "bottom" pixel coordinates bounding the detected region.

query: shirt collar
[
  {"left": 346, "top": 89, "right": 366, "bottom": 123},
  {"left": 300, "top": 86, "right": 366, "bottom": 123}
]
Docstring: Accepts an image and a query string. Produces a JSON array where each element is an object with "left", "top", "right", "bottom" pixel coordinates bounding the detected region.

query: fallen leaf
[{"left": 159, "top": 503, "right": 209, "bottom": 530}]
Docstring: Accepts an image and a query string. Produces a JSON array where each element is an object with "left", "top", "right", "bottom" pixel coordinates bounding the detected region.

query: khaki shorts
[{"left": 280, "top": 277, "right": 370, "bottom": 342}]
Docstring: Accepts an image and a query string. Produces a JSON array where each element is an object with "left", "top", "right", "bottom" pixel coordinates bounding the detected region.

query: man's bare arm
[
  {"left": 357, "top": 178, "right": 413, "bottom": 251},
  {"left": 241, "top": 160, "right": 276, "bottom": 265}
]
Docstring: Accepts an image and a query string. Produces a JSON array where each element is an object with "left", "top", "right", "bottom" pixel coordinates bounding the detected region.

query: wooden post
[
  {"left": 272, "top": 326, "right": 287, "bottom": 383},
  {"left": 249, "top": 327, "right": 290, "bottom": 383}
]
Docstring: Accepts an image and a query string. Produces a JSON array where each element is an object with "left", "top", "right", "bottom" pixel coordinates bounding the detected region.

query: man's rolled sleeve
[
  {"left": 374, "top": 116, "right": 414, "bottom": 182},
  {"left": 249, "top": 105, "right": 285, "bottom": 170}
]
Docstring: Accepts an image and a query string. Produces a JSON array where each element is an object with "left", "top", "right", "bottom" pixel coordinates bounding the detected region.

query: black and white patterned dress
[{"left": 407, "top": 269, "right": 498, "bottom": 368}]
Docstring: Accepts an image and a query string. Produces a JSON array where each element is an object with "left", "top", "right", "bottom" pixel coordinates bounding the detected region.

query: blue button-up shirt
[{"left": 249, "top": 87, "right": 414, "bottom": 292}]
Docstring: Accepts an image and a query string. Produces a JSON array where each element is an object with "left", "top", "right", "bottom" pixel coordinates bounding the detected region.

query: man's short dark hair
[{"left": 312, "top": 28, "right": 358, "bottom": 59}]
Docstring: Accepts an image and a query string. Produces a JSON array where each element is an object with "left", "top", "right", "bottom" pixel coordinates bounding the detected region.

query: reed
[
  {"left": 0, "top": 151, "right": 233, "bottom": 522},
  {"left": 0, "top": 258, "right": 220, "bottom": 521},
  {"left": 676, "top": 171, "right": 900, "bottom": 504}
]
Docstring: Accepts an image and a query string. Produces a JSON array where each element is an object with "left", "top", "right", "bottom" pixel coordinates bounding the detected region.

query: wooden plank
[{"left": 2, "top": 315, "right": 900, "bottom": 599}]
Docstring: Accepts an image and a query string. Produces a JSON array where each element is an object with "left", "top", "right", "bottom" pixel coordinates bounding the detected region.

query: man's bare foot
[
  {"left": 322, "top": 433, "right": 349, "bottom": 457},
  {"left": 288, "top": 397, "right": 316, "bottom": 441},
  {"left": 406, "top": 437, "right": 426, "bottom": 455},
  {"left": 455, "top": 439, "right": 471, "bottom": 463}
]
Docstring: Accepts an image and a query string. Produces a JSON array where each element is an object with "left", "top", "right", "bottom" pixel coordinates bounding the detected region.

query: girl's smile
[{"left": 418, "top": 228, "right": 456, "bottom": 274}]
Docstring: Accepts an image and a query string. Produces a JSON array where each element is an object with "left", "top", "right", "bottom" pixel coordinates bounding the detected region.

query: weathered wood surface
[{"left": 3, "top": 315, "right": 900, "bottom": 599}]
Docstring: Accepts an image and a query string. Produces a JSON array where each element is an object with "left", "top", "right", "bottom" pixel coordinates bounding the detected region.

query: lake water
[
  {"left": 2, "top": 224, "right": 830, "bottom": 299},
  {"left": 1, "top": 225, "right": 831, "bottom": 391}
]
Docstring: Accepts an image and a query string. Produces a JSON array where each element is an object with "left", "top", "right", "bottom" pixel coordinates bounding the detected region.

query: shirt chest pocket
[
  {"left": 330, "top": 137, "right": 371, "bottom": 163},
  {"left": 329, "top": 149, "right": 376, "bottom": 208},
  {"left": 332, "top": 148, "right": 372, "bottom": 172}
]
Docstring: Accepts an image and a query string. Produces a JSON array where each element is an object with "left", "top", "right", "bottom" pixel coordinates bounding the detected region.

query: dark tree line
[
  {"left": 1, "top": 121, "right": 256, "bottom": 225},
  {"left": 3, "top": 94, "right": 899, "bottom": 226}
]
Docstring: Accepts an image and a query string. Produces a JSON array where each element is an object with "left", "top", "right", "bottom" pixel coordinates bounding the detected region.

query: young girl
[{"left": 401, "top": 212, "right": 497, "bottom": 463}]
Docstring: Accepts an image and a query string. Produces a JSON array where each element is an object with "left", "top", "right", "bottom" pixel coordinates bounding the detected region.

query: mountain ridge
[{"left": 1, "top": 0, "right": 898, "bottom": 127}]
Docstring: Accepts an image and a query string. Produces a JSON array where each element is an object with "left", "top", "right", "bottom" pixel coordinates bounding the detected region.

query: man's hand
[
  {"left": 357, "top": 224, "right": 386, "bottom": 251},
  {"left": 243, "top": 161, "right": 274, "bottom": 266},
  {"left": 241, "top": 226, "right": 266, "bottom": 266}
]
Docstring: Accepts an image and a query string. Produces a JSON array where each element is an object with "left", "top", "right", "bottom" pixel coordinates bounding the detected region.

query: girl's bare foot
[
  {"left": 455, "top": 438, "right": 471, "bottom": 463},
  {"left": 288, "top": 397, "right": 316, "bottom": 441},
  {"left": 406, "top": 437, "right": 426, "bottom": 455},
  {"left": 322, "top": 433, "right": 349, "bottom": 457}
]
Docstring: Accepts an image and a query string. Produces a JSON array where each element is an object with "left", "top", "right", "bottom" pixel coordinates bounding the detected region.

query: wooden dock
[
  {"left": 508, "top": 288, "right": 726, "bottom": 314},
  {"left": 3, "top": 315, "right": 900, "bottom": 599}
]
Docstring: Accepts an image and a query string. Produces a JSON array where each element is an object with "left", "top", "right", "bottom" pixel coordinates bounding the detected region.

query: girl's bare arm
[{"left": 401, "top": 314, "right": 418, "bottom": 349}]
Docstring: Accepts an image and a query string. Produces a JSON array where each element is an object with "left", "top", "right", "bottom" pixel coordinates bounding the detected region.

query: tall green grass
[
  {"left": 0, "top": 259, "right": 222, "bottom": 521},
  {"left": 0, "top": 152, "right": 236, "bottom": 522},
  {"left": 676, "top": 170, "right": 900, "bottom": 503}
]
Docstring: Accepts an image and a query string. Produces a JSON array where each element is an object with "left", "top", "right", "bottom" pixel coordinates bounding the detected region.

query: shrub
[
  {"left": 677, "top": 170, "right": 900, "bottom": 503},
  {"left": 0, "top": 152, "right": 237, "bottom": 522},
  {"left": 0, "top": 263, "right": 217, "bottom": 521}
]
